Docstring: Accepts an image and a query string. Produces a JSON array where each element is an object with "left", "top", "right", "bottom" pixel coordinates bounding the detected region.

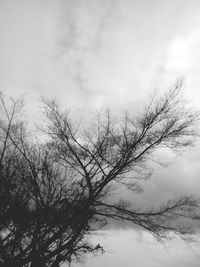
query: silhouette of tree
[{"left": 0, "top": 82, "right": 199, "bottom": 266}]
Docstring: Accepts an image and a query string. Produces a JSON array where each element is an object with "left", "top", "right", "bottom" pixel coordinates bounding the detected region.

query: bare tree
[{"left": 0, "top": 82, "right": 199, "bottom": 267}]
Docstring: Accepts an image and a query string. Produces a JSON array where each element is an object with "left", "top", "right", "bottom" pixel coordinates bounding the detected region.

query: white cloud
[
  {"left": 72, "top": 230, "right": 200, "bottom": 267},
  {"left": 166, "top": 29, "right": 200, "bottom": 72}
]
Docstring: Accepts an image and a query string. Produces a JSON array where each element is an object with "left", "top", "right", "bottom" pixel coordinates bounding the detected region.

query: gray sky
[{"left": 0, "top": 0, "right": 200, "bottom": 266}]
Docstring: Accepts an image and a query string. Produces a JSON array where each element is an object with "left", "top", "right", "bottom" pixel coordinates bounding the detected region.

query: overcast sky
[{"left": 0, "top": 0, "right": 200, "bottom": 266}]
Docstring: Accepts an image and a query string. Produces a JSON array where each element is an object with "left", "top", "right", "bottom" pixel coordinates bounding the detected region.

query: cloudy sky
[{"left": 1, "top": 0, "right": 200, "bottom": 266}]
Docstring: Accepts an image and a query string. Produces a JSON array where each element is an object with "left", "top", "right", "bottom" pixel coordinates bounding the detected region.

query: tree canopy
[{"left": 0, "top": 83, "right": 199, "bottom": 267}]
